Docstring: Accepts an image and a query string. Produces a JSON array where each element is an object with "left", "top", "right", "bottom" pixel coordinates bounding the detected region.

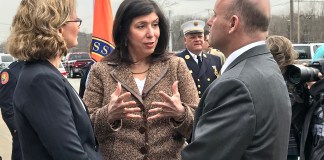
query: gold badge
[
  {"left": 212, "top": 66, "right": 219, "bottom": 77},
  {"left": 185, "top": 55, "right": 190, "bottom": 60},
  {"left": 194, "top": 21, "right": 198, "bottom": 26},
  {"left": 1, "top": 71, "right": 9, "bottom": 85}
]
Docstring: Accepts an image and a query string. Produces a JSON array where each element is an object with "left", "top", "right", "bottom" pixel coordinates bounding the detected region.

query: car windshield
[{"left": 69, "top": 54, "right": 90, "bottom": 60}]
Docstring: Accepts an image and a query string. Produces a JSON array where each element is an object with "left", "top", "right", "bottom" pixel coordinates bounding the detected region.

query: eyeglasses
[{"left": 66, "top": 18, "right": 82, "bottom": 27}]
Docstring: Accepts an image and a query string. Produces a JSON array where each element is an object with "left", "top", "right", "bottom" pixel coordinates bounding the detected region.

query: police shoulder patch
[{"left": 1, "top": 71, "right": 9, "bottom": 85}]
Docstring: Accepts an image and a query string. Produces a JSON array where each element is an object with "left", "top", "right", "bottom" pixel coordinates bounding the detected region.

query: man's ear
[{"left": 229, "top": 15, "right": 239, "bottom": 34}]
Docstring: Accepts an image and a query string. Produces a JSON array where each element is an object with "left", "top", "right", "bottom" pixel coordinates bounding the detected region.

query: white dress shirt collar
[
  {"left": 188, "top": 50, "right": 203, "bottom": 64},
  {"left": 220, "top": 41, "right": 266, "bottom": 74}
]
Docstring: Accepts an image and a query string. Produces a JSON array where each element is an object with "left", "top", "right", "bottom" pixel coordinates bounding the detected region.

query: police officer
[
  {"left": 0, "top": 60, "right": 24, "bottom": 160},
  {"left": 177, "top": 20, "right": 222, "bottom": 98}
]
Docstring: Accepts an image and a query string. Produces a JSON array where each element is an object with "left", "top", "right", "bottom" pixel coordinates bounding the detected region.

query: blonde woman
[{"left": 7, "top": 0, "right": 102, "bottom": 159}]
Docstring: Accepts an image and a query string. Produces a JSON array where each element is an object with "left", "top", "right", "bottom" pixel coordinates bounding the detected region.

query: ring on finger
[{"left": 160, "top": 108, "right": 163, "bottom": 112}]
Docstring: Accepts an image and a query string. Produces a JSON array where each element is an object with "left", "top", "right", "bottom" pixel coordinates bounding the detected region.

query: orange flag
[{"left": 91, "top": 0, "right": 114, "bottom": 63}]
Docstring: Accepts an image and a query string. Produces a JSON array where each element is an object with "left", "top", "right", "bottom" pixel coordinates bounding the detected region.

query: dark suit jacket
[
  {"left": 177, "top": 49, "right": 222, "bottom": 97},
  {"left": 181, "top": 44, "right": 291, "bottom": 160},
  {"left": 79, "top": 63, "right": 91, "bottom": 98},
  {"left": 0, "top": 61, "right": 24, "bottom": 160},
  {"left": 13, "top": 60, "right": 102, "bottom": 160}
]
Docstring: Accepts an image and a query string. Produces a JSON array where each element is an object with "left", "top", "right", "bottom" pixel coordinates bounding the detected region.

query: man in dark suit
[
  {"left": 0, "top": 60, "right": 24, "bottom": 160},
  {"left": 182, "top": 0, "right": 291, "bottom": 159},
  {"left": 177, "top": 20, "right": 222, "bottom": 98}
]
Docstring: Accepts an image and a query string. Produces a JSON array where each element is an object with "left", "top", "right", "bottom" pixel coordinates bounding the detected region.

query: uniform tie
[{"left": 197, "top": 55, "right": 202, "bottom": 68}]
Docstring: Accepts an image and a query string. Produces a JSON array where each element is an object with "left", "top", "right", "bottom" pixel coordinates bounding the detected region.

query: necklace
[{"left": 131, "top": 68, "right": 149, "bottom": 74}]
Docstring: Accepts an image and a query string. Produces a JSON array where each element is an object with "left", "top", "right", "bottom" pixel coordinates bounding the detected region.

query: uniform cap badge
[{"left": 1, "top": 71, "right": 9, "bottom": 85}]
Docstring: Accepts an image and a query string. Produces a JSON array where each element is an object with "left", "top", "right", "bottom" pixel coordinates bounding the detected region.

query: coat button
[
  {"left": 138, "top": 126, "right": 146, "bottom": 134},
  {"left": 140, "top": 144, "right": 150, "bottom": 154}
]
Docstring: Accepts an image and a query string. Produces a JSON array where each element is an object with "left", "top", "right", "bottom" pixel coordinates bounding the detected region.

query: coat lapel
[
  {"left": 110, "top": 63, "right": 144, "bottom": 103},
  {"left": 109, "top": 60, "right": 169, "bottom": 104},
  {"left": 182, "top": 50, "right": 200, "bottom": 76},
  {"left": 198, "top": 54, "right": 208, "bottom": 77},
  {"left": 142, "top": 60, "right": 169, "bottom": 97}
]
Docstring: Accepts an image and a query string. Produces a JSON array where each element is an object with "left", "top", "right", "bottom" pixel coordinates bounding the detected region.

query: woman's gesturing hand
[
  {"left": 107, "top": 82, "right": 142, "bottom": 123},
  {"left": 148, "top": 81, "right": 186, "bottom": 121}
]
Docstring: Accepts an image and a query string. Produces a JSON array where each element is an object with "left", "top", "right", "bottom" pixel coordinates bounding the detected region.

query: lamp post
[
  {"left": 297, "top": 0, "right": 300, "bottom": 43},
  {"left": 290, "top": 0, "right": 294, "bottom": 41}
]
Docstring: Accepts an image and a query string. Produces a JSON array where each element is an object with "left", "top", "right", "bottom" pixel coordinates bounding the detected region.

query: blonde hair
[
  {"left": 7, "top": 0, "right": 75, "bottom": 60},
  {"left": 266, "top": 35, "right": 297, "bottom": 74}
]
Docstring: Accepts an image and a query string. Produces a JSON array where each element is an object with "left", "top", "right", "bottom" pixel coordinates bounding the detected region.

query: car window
[
  {"left": 293, "top": 46, "right": 311, "bottom": 59},
  {"left": 1, "top": 55, "right": 14, "bottom": 62},
  {"left": 313, "top": 45, "right": 322, "bottom": 53}
]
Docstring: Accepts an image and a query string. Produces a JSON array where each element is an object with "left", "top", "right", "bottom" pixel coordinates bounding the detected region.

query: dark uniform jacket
[
  {"left": 13, "top": 60, "right": 102, "bottom": 160},
  {"left": 0, "top": 61, "right": 24, "bottom": 160},
  {"left": 182, "top": 44, "right": 291, "bottom": 160},
  {"left": 299, "top": 79, "right": 324, "bottom": 160},
  {"left": 79, "top": 63, "right": 91, "bottom": 98},
  {"left": 177, "top": 49, "right": 222, "bottom": 97}
]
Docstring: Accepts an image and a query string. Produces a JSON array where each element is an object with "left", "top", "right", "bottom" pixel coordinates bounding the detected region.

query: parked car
[
  {"left": 292, "top": 43, "right": 323, "bottom": 64},
  {"left": 0, "top": 53, "right": 15, "bottom": 71},
  {"left": 62, "top": 52, "right": 91, "bottom": 78}
]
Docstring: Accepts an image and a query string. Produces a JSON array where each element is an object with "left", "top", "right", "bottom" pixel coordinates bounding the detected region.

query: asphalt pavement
[{"left": 0, "top": 77, "right": 81, "bottom": 159}]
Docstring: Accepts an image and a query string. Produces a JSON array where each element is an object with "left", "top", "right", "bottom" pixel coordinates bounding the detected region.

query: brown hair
[
  {"left": 266, "top": 35, "right": 297, "bottom": 73},
  {"left": 103, "top": 0, "right": 171, "bottom": 64},
  {"left": 7, "top": 0, "right": 75, "bottom": 60}
]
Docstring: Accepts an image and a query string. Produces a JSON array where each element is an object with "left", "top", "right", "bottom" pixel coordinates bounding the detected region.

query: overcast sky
[{"left": 0, "top": 0, "right": 313, "bottom": 43}]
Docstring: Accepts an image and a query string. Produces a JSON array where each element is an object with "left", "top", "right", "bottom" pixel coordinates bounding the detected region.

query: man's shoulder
[
  {"left": 205, "top": 53, "right": 220, "bottom": 59},
  {"left": 176, "top": 50, "right": 188, "bottom": 57}
]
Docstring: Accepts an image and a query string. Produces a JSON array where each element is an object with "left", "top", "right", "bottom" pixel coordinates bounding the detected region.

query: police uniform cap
[{"left": 181, "top": 20, "right": 205, "bottom": 35}]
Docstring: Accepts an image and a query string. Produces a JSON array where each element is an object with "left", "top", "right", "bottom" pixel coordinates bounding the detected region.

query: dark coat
[
  {"left": 13, "top": 60, "right": 102, "bottom": 160},
  {"left": 79, "top": 63, "right": 91, "bottom": 98},
  {"left": 0, "top": 60, "right": 24, "bottom": 160},
  {"left": 181, "top": 44, "right": 292, "bottom": 160},
  {"left": 300, "top": 79, "right": 324, "bottom": 160},
  {"left": 177, "top": 49, "right": 222, "bottom": 98}
]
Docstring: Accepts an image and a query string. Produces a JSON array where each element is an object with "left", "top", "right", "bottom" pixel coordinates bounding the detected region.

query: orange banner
[{"left": 91, "top": 0, "right": 114, "bottom": 63}]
